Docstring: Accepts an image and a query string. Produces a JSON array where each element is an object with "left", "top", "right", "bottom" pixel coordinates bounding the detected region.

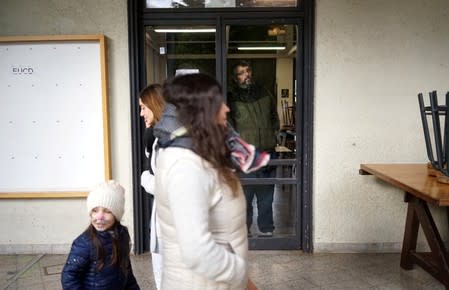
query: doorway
[{"left": 129, "top": 4, "right": 313, "bottom": 253}]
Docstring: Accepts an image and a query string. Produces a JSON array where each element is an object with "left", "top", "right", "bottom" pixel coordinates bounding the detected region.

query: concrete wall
[
  {"left": 0, "top": 0, "right": 132, "bottom": 253},
  {"left": 1, "top": 0, "right": 449, "bottom": 254},
  {"left": 314, "top": 0, "right": 449, "bottom": 252}
]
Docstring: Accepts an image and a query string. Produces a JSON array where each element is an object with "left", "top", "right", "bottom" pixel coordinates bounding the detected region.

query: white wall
[
  {"left": 315, "top": 0, "right": 449, "bottom": 252},
  {"left": 0, "top": 0, "right": 132, "bottom": 253}
]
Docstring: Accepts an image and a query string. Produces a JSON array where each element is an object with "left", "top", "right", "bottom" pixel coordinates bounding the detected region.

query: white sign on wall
[{"left": 0, "top": 35, "right": 111, "bottom": 198}]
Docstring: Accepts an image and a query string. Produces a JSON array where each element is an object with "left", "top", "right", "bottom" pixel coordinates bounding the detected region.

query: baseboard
[
  {"left": 314, "top": 242, "right": 449, "bottom": 253},
  {"left": 0, "top": 244, "right": 71, "bottom": 254},
  {"left": 0, "top": 243, "right": 138, "bottom": 255}
]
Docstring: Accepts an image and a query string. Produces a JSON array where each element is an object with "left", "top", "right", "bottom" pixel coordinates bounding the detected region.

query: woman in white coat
[
  {"left": 138, "top": 84, "right": 165, "bottom": 290},
  {"left": 153, "top": 73, "right": 250, "bottom": 290}
]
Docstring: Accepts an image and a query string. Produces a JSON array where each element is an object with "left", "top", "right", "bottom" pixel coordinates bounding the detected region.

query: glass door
[
  {"left": 144, "top": 25, "right": 217, "bottom": 84},
  {"left": 224, "top": 22, "right": 301, "bottom": 249},
  {"left": 140, "top": 20, "right": 302, "bottom": 251},
  {"left": 138, "top": 24, "right": 217, "bottom": 252}
]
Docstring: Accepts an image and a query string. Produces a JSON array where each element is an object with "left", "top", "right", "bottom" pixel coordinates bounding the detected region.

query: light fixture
[
  {"left": 237, "top": 46, "right": 286, "bottom": 50},
  {"left": 268, "top": 26, "right": 287, "bottom": 36},
  {"left": 154, "top": 28, "right": 216, "bottom": 33}
]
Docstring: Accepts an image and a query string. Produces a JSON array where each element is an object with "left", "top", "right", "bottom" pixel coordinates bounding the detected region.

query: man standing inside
[{"left": 228, "top": 60, "right": 280, "bottom": 237}]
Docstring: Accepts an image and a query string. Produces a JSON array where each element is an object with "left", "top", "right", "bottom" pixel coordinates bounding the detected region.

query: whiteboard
[{"left": 0, "top": 35, "right": 111, "bottom": 198}]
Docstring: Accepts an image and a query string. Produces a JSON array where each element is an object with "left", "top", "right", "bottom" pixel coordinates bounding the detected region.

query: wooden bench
[{"left": 360, "top": 163, "right": 449, "bottom": 288}]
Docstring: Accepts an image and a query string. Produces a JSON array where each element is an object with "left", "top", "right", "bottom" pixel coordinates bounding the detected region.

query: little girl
[{"left": 61, "top": 180, "right": 140, "bottom": 290}]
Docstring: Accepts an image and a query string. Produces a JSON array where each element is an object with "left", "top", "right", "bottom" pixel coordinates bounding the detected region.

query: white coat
[
  {"left": 140, "top": 139, "right": 163, "bottom": 290},
  {"left": 155, "top": 147, "right": 248, "bottom": 290}
]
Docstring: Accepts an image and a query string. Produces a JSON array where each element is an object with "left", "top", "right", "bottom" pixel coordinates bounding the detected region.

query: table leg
[
  {"left": 414, "top": 198, "right": 449, "bottom": 286},
  {"left": 401, "top": 193, "right": 449, "bottom": 288},
  {"left": 400, "top": 193, "right": 419, "bottom": 270}
]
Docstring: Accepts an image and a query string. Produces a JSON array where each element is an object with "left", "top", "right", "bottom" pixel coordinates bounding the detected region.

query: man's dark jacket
[{"left": 228, "top": 82, "right": 279, "bottom": 152}]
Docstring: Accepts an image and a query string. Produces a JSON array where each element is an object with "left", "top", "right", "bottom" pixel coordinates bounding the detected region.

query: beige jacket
[{"left": 155, "top": 147, "right": 248, "bottom": 290}]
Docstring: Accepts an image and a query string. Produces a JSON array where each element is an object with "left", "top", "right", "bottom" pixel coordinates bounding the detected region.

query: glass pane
[
  {"left": 226, "top": 24, "right": 297, "bottom": 238},
  {"left": 274, "top": 164, "right": 296, "bottom": 237},
  {"left": 146, "top": 0, "right": 298, "bottom": 8},
  {"left": 144, "top": 26, "right": 216, "bottom": 83}
]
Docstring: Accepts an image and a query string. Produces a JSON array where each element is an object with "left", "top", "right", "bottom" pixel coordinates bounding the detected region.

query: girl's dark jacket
[{"left": 61, "top": 224, "right": 140, "bottom": 290}]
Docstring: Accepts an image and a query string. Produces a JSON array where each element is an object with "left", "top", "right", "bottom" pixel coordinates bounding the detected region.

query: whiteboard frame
[{"left": 0, "top": 35, "right": 111, "bottom": 199}]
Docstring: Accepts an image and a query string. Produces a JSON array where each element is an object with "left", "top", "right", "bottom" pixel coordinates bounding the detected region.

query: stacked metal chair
[{"left": 418, "top": 91, "right": 449, "bottom": 183}]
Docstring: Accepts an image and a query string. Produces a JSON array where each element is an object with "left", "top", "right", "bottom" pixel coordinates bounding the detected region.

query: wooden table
[{"left": 360, "top": 164, "right": 449, "bottom": 288}]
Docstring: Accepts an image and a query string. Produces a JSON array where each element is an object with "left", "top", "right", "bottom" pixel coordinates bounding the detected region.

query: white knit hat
[{"left": 86, "top": 180, "right": 125, "bottom": 221}]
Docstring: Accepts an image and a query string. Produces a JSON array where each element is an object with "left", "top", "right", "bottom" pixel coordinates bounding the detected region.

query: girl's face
[
  {"left": 139, "top": 98, "right": 155, "bottom": 128},
  {"left": 90, "top": 207, "right": 116, "bottom": 231},
  {"left": 216, "top": 102, "right": 230, "bottom": 126}
]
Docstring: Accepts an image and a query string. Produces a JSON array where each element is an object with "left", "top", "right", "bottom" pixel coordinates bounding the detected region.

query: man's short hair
[{"left": 233, "top": 60, "right": 251, "bottom": 75}]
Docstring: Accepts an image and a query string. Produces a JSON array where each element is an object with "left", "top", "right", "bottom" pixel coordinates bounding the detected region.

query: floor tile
[{"left": 0, "top": 252, "right": 446, "bottom": 289}]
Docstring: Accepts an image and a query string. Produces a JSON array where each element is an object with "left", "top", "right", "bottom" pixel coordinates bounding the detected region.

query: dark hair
[
  {"left": 87, "top": 222, "right": 130, "bottom": 274},
  {"left": 163, "top": 73, "right": 239, "bottom": 193},
  {"left": 139, "top": 84, "right": 165, "bottom": 126},
  {"left": 232, "top": 60, "right": 251, "bottom": 75}
]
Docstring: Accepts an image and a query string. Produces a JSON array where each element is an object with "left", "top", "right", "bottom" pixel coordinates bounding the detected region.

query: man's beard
[{"left": 238, "top": 78, "right": 252, "bottom": 89}]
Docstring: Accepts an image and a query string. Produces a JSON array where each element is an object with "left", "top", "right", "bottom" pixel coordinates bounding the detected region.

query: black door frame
[{"left": 127, "top": 0, "right": 314, "bottom": 254}]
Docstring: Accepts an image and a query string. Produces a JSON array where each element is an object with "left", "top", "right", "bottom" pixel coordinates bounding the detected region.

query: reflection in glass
[
  {"left": 146, "top": 0, "right": 297, "bottom": 8},
  {"left": 144, "top": 26, "right": 216, "bottom": 83},
  {"left": 143, "top": 23, "right": 299, "bottom": 238},
  {"left": 236, "top": 0, "right": 297, "bottom": 7},
  {"left": 227, "top": 24, "right": 297, "bottom": 142},
  {"left": 227, "top": 24, "right": 297, "bottom": 237},
  {"left": 245, "top": 165, "right": 297, "bottom": 238},
  {"left": 275, "top": 184, "right": 297, "bottom": 236}
]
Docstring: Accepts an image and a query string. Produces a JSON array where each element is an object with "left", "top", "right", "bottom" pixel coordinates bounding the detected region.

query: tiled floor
[{"left": 0, "top": 251, "right": 445, "bottom": 289}]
